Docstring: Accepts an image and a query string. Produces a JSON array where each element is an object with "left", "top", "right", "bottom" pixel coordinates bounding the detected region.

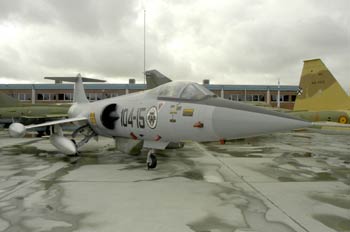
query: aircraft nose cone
[{"left": 209, "top": 99, "right": 310, "bottom": 139}]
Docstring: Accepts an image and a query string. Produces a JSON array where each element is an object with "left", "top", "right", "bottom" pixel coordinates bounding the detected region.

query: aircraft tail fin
[
  {"left": 0, "top": 93, "right": 21, "bottom": 107},
  {"left": 145, "top": 70, "right": 172, "bottom": 89},
  {"left": 45, "top": 74, "right": 105, "bottom": 104},
  {"left": 293, "top": 59, "right": 350, "bottom": 111}
]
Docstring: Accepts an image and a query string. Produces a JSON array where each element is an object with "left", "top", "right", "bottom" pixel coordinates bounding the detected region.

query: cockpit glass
[
  {"left": 158, "top": 82, "right": 184, "bottom": 98},
  {"left": 180, "top": 84, "right": 205, "bottom": 100},
  {"left": 151, "top": 81, "right": 216, "bottom": 100}
]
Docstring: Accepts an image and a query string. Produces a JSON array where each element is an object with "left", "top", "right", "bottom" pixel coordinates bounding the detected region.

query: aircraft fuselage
[{"left": 71, "top": 92, "right": 310, "bottom": 143}]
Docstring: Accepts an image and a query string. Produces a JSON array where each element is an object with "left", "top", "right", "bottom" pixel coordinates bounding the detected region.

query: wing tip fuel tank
[{"left": 9, "top": 123, "right": 26, "bottom": 138}]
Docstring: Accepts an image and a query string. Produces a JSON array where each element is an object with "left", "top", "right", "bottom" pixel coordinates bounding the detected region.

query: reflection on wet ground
[{"left": 0, "top": 130, "right": 349, "bottom": 232}]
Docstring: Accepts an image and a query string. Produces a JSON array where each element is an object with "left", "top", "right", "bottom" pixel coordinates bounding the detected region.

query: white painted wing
[{"left": 25, "top": 117, "right": 87, "bottom": 129}]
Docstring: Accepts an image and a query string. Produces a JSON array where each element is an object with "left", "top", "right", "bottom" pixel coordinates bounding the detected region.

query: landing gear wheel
[{"left": 147, "top": 153, "right": 157, "bottom": 169}]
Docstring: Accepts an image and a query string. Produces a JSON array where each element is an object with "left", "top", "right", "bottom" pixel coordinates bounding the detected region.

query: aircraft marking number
[{"left": 121, "top": 107, "right": 147, "bottom": 129}]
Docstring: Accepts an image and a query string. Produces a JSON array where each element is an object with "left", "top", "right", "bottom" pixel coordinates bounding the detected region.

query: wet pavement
[{"left": 0, "top": 130, "right": 349, "bottom": 232}]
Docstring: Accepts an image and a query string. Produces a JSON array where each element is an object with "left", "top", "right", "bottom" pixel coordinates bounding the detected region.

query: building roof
[
  {"left": 206, "top": 84, "right": 298, "bottom": 91},
  {"left": 0, "top": 83, "right": 299, "bottom": 92}
]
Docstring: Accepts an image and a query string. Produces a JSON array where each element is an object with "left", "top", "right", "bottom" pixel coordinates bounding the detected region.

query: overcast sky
[{"left": 0, "top": 0, "right": 348, "bottom": 89}]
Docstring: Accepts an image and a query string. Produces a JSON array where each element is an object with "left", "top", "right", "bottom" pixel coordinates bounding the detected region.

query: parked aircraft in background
[
  {"left": 8, "top": 74, "right": 310, "bottom": 169},
  {"left": 291, "top": 59, "right": 350, "bottom": 124},
  {"left": 0, "top": 93, "right": 69, "bottom": 134}
]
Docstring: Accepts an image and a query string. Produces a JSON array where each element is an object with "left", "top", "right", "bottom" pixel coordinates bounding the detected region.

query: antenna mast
[{"left": 143, "top": 9, "right": 146, "bottom": 87}]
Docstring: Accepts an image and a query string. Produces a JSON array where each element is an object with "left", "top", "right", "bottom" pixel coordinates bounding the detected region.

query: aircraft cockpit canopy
[{"left": 151, "top": 82, "right": 216, "bottom": 100}]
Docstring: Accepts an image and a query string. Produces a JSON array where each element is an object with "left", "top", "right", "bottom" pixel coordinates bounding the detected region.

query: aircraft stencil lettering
[{"left": 120, "top": 108, "right": 146, "bottom": 129}]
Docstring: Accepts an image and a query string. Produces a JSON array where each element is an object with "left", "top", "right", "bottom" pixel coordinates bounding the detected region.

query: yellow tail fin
[{"left": 293, "top": 59, "right": 350, "bottom": 111}]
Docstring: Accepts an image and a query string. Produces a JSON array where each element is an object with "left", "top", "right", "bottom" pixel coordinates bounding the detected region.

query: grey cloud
[{"left": 0, "top": 0, "right": 348, "bottom": 88}]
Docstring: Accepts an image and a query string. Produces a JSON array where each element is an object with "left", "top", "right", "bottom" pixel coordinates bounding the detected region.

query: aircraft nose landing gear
[{"left": 147, "top": 149, "right": 157, "bottom": 169}]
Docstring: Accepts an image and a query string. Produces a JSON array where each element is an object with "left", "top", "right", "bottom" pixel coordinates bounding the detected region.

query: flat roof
[{"left": 0, "top": 83, "right": 299, "bottom": 92}]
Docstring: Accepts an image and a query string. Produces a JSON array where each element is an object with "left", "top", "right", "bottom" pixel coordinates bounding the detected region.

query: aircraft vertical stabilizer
[
  {"left": 73, "top": 74, "right": 89, "bottom": 103},
  {"left": 145, "top": 70, "right": 172, "bottom": 89},
  {"left": 294, "top": 59, "right": 350, "bottom": 111},
  {"left": 45, "top": 74, "right": 105, "bottom": 104}
]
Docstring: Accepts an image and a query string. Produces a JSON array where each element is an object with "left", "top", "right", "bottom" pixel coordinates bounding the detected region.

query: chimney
[
  {"left": 129, "top": 79, "right": 135, "bottom": 84},
  {"left": 203, "top": 79, "right": 210, "bottom": 85}
]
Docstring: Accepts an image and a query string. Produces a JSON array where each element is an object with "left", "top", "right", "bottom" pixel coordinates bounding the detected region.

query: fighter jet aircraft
[{"left": 9, "top": 74, "right": 311, "bottom": 169}]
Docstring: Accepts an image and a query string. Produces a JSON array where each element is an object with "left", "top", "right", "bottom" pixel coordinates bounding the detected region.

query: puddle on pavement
[
  {"left": 188, "top": 184, "right": 297, "bottom": 232},
  {"left": 188, "top": 215, "right": 238, "bottom": 232},
  {"left": 0, "top": 131, "right": 349, "bottom": 232},
  {"left": 310, "top": 193, "right": 350, "bottom": 210},
  {"left": 313, "top": 214, "right": 350, "bottom": 232}
]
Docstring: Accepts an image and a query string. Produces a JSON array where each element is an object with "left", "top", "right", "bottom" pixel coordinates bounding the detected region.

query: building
[{"left": 0, "top": 81, "right": 298, "bottom": 109}]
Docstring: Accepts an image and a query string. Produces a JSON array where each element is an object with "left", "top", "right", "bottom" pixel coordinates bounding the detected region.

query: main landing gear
[
  {"left": 147, "top": 149, "right": 157, "bottom": 169},
  {"left": 71, "top": 125, "right": 97, "bottom": 153}
]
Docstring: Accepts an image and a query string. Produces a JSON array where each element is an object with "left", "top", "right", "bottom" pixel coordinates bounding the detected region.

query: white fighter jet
[{"left": 9, "top": 74, "right": 310, "bottom": 169}]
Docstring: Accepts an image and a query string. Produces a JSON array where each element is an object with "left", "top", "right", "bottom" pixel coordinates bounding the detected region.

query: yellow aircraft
[{"left": 291, "top": 59, "right": 350, "bottom": 124}]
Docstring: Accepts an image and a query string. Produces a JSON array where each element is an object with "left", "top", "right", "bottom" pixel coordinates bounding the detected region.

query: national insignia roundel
[{"left": 146, "top": 106, "right": 158, "bottom": 129}]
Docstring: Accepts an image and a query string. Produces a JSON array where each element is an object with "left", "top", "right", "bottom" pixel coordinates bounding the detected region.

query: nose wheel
[{"left": 147, "top": 150, "right": 157, "bottom": 169}]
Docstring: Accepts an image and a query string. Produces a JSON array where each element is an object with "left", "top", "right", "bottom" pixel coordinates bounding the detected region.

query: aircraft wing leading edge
[{"left": 24, "top": 117, "right": 87, "bottom": 129}]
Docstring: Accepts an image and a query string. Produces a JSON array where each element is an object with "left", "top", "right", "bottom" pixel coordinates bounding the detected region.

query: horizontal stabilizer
[
  {"left": 45, "top": 76, "right": 105, "bottom": 83},
  {"left": 45, "top": 73, "right": 104, "bottom": 103},
  {"left": 145, "top": 70, "right": 172, "bottom": 89}
]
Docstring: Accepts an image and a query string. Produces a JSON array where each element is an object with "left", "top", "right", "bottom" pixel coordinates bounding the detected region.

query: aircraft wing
[
  {"left": 21, "top": 114, "right": 68, "bottom": 119},
  {"left": 25, "top": 117, "right": 87, "bottom": 129}
]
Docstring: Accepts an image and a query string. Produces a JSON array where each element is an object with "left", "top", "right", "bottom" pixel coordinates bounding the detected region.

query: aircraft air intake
[{"left": 101, "top": 104, "right": 119, "bottom": 130}]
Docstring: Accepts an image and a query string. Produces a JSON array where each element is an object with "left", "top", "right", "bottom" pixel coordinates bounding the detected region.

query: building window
[
  {"left": 246, "top": 95, "right": 253, "bottom": 101},
  {"left": 64, "top": 93, "right": 72, "bottom": 101},
  {"left": 103, "top": 93, "right": 112, "bottom": 99},
  {"left": 291, "top": 95, "right": 296, "bottom": 102},
  {"left": 283, "top": 95, "right": 289, "bottom": 102},
  {"left": 19, "top": 94, "right": 25, "bottom": 101},
  {"left": 58, "top": 94, "right": 64, "bottom": 100},
  {"left": 271, "top": 95, "right": 277, "bottom": 102},
  {"left": 96, "top": 93, "right": 102, "bottom": 101},
  {"left": 25, "top": 94, "right": 32, "bottom": 101},
  {"left": 37, "top": 93, "right": 50, "bottom": 101},
  {"left": 88, "top": 93, "right": 95, "bottom": 101},
  {"left": 9, "top": 93, "right": 17, "bottom": 99},
  {"left": 18, "top": 93, "right": 31, "bottom": 101},
  {"left": 37, "top": 94, "right": 43, "bottom": 100}
]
